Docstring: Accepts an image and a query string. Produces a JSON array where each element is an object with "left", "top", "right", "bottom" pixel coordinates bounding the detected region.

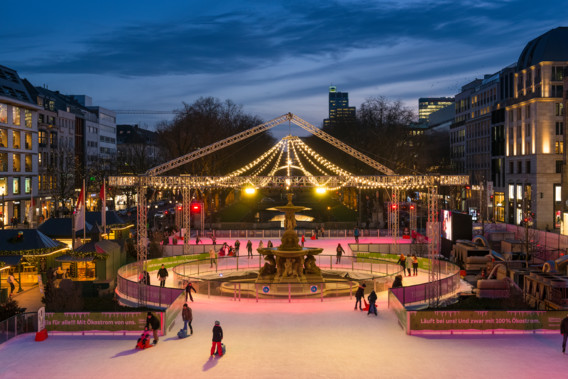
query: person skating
[
  {"left": 301, "top": 234, "right": 305, "bottom": 248},
  {"left": 246, "top": 240, "right": 253, "bottom": 258},
  {"left": 157, "top": 264, "right": 168, "bottom": 288},
  {"left": 185, "top": 281, "right": 197, "bottom": 302},
  {"left": 209, "top": 247, "right": 217, "bottom": 268},
  {"left": 234, "top": 239, "right": 240, "bottom": 256},
  {"left": 354, "top": 283, "right": 366, "bottom": 310},
  {"left": 397, "top": 254, "right": 407, "bottom": 276},
  {"left": 406, "top": 256, "right": 411, "bottom": 277},
  {"left": 412, "top": 255, "right": 419, "bottom": 276},
  {"left": 267, "top": 240, "right": 273, "bottom": 248},
  {"left": 258, "top": 240, "right": 264, "bottom": 249},
  {"left": 561, "top": 315, "right": 568, "bottom": 353},
  {"left": 145, "top": 312, "right": 161, "bottom": 345},
  {"left": 367, "top": 290, "right": 378, "bottom": 316},
  {"left": 211, "top": 320, "right": 223, "bottom": 357},
  {"left": 182, "top": 303, "right": 193, "bottom": 335},
  {"left": 354, "top": 227, "right": 360, "bottom": 244},
  {"left": 336, "top": 243, "right": 345, "bottom": 264}
]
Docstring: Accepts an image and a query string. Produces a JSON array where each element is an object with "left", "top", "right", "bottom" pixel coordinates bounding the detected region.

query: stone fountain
[{"left": 257, "top": 193, "right": 323, "bottom": 283}]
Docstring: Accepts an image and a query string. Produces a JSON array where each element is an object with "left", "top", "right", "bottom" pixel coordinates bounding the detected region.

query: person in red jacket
[{"left": 211, "top": 320, "right": 223, "bottom": 357}]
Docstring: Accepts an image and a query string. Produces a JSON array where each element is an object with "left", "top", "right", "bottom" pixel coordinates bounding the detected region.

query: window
[
  {"left": 526, "top": 160, "right": 531, "bottom": 174},
  {"left": 556, "top": 103, "right": 564, "bottom": 116},
  {"left": 12, "top": 131, "right": 20, "bottom": 149},
  {"left": 552, "top": 85, "right": 564, "bottom": 98},
  {"left": 12, "top": 177, "right": 19, "bottom": 194},
  {"left": 556, "top": 122, "right": 564, "bottom": 135},
  {"left": 39, "top": 130, "right": 46, "bottom": 145},
  {"left": 516, "top": 184, "right": 523, "bottom": 200},
  {"left": 552, "top": 66, "right": 564, "bottom": 81},
  {"left": 0, "top": 104, "right": 7, "bottom": 124},
  {"left": 13, "top": 153, "right": 20, "bottom": 172},
  {"left": 517, "top": 107, "right": 522, "bottom": 120},
  {"left": 526, "top": 106, "right": 530, "bottom": 118},
  {"left": 510, "top": 161, "right": 514, "bottom": 174},
  {"left": 556, "top": 160, "right": 563, "bottom": 174},
  {"left": 508, "top": 184, "right": 514, "bottom": 199},
  {"left": 12, "top": 106, "right": 20, "bottom": 126},
  {"left": 49, "top": 132, "right": 57, "bottom": 147},
  {"left": 0, "top": 128, "right": 6, "bottom": 147},
  {"left": 526, "top": 123, "right": 531, "bottom": 137},
  {"left": 24, "top": 178, "right": 31, "bottom": 194},
  {"left": 24, "top": 109, "right": 32, "bottom": 128},
  {"left": 555, "top": 141, "right": 564, "bottom": 154},
  {"left": 0, "top": 153, "right": 6, "bottom": 172},
  {"left": 25, "top": 154, "right": 32, "bottom": 172},
  {"left": 25, "top": 133, "right": 32, "bottom": 150}
]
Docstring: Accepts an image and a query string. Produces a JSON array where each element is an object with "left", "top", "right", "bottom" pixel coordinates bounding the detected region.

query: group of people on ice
[{"left": 354, "top": 283, "right": 378, "bottom": 316}]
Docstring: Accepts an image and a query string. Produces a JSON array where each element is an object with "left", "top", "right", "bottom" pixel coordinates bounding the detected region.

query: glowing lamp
[
  {"left": 315, "top": 187, "right": 327, "bottom": 195},
  {"left": 244, "top": 187, "right": 256, "bottom": 195}
]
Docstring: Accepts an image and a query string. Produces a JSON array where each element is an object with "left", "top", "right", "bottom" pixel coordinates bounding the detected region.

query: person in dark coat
[
  {"left": 367, "top": 290, "right": 378, "bottom": 316},
  {"left": 247, "top": 240, "right": 253, "bottom": 258},
  {"left": 157, "top": 264, "right": 168, "bottom": 288},
  {"left": 392, "top": 275, "right": 403, "bottom": 288},
  {"left": 145, "top": 312, "right": 161, "bottom": 345},
  {"left": 561, "top": 315, "right": 568, "bottom": 353},
  {"left": 182, "top": 304, "right": 193, "bottom": 335},
  {"left": 336, "top": 243, "right": 345, "bottom": 264},
  {"left": 354, "top": 284, "right": 366, "bottom": 310},
  {"left": 234, "top": 239, "right": 240, "bottom": 256},
  {"left": 210, "top": 320, "right": 223, "bottom": 357},
  {"left": 185, "top": 282, "right": 197, "bottom": 302}
]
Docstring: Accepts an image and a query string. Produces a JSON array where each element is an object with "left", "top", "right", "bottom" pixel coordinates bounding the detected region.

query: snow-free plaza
[{"left": 2, "top": 114, "right": 568, "bottom": 379}]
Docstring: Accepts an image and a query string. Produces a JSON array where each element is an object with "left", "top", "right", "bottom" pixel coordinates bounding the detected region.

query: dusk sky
[{"left": 2, "top": 0, "right": 567, "bottom": 136}]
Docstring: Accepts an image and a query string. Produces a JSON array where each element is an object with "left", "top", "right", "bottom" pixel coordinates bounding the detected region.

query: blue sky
[{"left": 1, "top": 0, "right": 567, "bottom": 135}]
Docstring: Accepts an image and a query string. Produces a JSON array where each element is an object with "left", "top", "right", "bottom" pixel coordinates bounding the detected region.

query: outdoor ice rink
[{"left": 1, "top": 237, "right": 566, "bottom": 378}]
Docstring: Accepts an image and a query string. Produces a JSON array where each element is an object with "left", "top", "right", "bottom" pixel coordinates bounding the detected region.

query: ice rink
[
  {"left": 1, "top": 236, "right": 565, "bottom": 378},
  {"left": 1, "top": 293, "right": 566, "bottom": 379}
]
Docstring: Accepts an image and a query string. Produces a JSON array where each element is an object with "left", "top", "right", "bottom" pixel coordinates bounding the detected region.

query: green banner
[
  {"left": 46, "top": 312, "right": 149, "bottom": 332},
  {"left": 409, "top": 310, "right": 568, "bottom": 331}
]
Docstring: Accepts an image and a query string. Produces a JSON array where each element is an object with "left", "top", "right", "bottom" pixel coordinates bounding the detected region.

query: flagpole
[
  {"left": 83, "top": 178, "right": 86, "bottom": 242},
  {"left": 102, "top": 177, "right": 106, "bottom": 237}
]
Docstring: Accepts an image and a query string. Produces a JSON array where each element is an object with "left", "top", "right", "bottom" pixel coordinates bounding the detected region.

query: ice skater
[
  {"left": 7, "top": 273, "right": 18, "bottom": 296},
  {"left": 561, "top": 315, "right": 568, "bottom": 353},
  {"left": 412, "top": 255, "right": 418, "bottom": 276},
  {"left": 145, "top": 312, "right": 161, "bottom": 345},
  {"left": 211, "top": 320, "right": 223, "bottom": 357},
  {"left": 392, "top": 275, "right": 403, "bottom": 288},
  {"left": 336, "top": 243, "right": 345, "bottom": 264},
  {"left": 182, "top": 303, "right": 193, "bottom": 335},
  {"left": 235, "top": 239, "right": 240, "bottom": 256},
  {"left": 247, "top": 240, "right": 253, "bottom": 258},
  {"left": 301, "top": 234, "right": 305, "bottom": 248},
  {"left": 367, "top": 290, "right": 378, "bottom": 316},
  {"left": 354, "top": 283, "right": 366, "bottom": 310},
  {"left": 354, "top": 227, "right": 360, "bottom": 244},
  {"left": 185, "top": 281, "right": 197, "bottom": 302},
  {"left": 397, "top": 254, "right": 407, "bottom": 276},
  {"left": 209, "top": 247, "right": 217, "bottom": 268},
  {"left": 157, "top": 264, "right": 169, "bottom": 287}
]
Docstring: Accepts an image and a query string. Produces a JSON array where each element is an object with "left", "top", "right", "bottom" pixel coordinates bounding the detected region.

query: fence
[
  {"left": 388, "top": 260, "right": 460, "bottom": 307},
  {"left": 193, "top": 228, "right": 398, "bottom": 239},
  {"left": 0, "top": 312, "right": 38, "bottom": 345}
]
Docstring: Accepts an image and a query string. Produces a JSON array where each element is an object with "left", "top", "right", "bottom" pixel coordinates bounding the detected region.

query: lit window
[{"left": 12, "top": 106, "right": 20, "bottom": 126}]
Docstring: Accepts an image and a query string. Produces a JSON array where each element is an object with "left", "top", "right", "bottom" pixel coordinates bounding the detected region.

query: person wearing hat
[
  {"left": 145, "top": 312, "right": 161, "bottom": 345},
  {"left": 211, "top": 320, "right": 223, "bottom": 357},
  {"left": 354, "top": 283, "right": 366, "bottom": 310}
]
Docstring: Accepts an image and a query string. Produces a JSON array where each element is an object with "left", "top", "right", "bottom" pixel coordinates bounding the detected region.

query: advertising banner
[
  {"left": 409, "top": 310, "right": 568, "bottom": 332},
  {"left": 46, "top": 312, "right": 149, "bottom": 332}
]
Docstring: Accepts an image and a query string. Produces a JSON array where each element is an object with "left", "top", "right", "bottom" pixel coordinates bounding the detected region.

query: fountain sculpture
[{"left": 257, "top": 193, "right": 323, "bottom": 283}]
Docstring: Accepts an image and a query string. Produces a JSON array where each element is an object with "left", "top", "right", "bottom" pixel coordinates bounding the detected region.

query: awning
[
  {"left": 0, "top": 255, "right": 23, "bottom": 267},
  {"left": 55, "top": 254, "right": 94, "bottom": 262}
]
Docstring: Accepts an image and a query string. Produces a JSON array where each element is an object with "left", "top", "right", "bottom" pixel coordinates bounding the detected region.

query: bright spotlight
[
  {"left": 315, "top": 187, "right": 327, "bottom": 195},
  {"left": 245, "top": 187, "right": 256, "bottom": 195}
]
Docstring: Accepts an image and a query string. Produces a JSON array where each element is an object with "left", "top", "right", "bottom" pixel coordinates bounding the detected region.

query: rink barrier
[
  {"left": 0, "top": 312, "right": 38, "bottom": 345},
  {"left": 171, "top": 254, "right": 403, "bottom": 302}
]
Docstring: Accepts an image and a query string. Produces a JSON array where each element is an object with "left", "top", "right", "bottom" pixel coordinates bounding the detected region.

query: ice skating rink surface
[{"left": 1, "top": 237, "right": 566, "bottom": 378}]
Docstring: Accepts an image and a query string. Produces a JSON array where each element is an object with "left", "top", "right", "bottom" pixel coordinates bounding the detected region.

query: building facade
[
  {"left": 418, "top": 97, "right": 454, "bottom": 123},
  {"left": 0, "top": 65, "right": 40, "bottom": 226},
  {"left": 323, "top": 86, "right": 356, "bottom": 126}
]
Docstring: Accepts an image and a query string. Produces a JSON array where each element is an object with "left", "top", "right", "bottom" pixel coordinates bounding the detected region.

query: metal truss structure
[
  {"left": 387, "top": 187, "right": 400, "bottom": 255},
  {"left": 427, "top": 185, "right": 441, "bottom": 307},
  {"left": 136, "top": 179, "right": 148, "bottom": 306},
  {"left": 409, "top": 202, "right": 417, "bottom": 233},
  {"left": 115, "top": 113, "right": 468, "bottom": 308},
  {"left": 183, "top": 188, "right": 191, "bottom": 254}
]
